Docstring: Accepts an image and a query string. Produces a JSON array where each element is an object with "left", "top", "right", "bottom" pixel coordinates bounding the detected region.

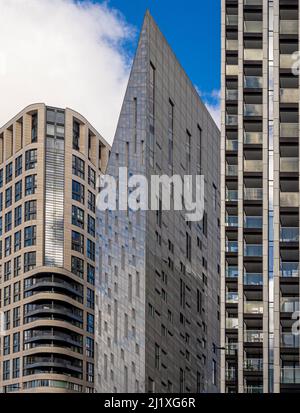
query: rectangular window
[
  {"left": 87, "top": 239, "right": 95, "bottom": 261},
  {"left": 72, "top": 205, "right": 84, "bottom": 229},
  {"left": 25, "top": 175, "right": 37, "bottom": 195},
  {"left": 4, "top": 261, "right": 11, "bottom": 282},
  {"left": 24, "top": 225, "right": 36, "bottom": 247},
  {"left": 15, "top": 180, "right": 22, "bottom": 202},
  {"left": 73, "top": 119, "right": 80, "bottom": 150},
  {"left": 24, "top": 251, "right": 36, "bottom": 272},
  {"left": 87, "top": 313, "right": 94, "bottom": 333},
  {"left": 72, "top": 180, "right": 85, "bottom": 204},
  {"left": 5, "top": 236, "right": 11, "bottom": 257},
  {"left": 24, "top": 200, "right": 36, "bottom": 221},
  {"left": 88, "top": 166, "right": 96, "bottom": 189},
  {"left": 186, "top": 130, "right": 191, "bottom": 174},
  {"left": 6, "top": 162, "right": 13, "bottom": 183},
  {"left": 87, "top": 264, "right": 95, "bottom": 285},
  {"left": 14, "top": 256, "right": 21, "bottom": 277},
  {"left": 87, "top": 288, "right": 95, "bottom": 309},
  {"left": 14, "top": 230, "right": 22, "bottom": 252},
  {"left": 186, "top": 232, "right": 191, "bottom": 261},
  {"left": 88, "top": 191, "right": 95, "bottom": 213},
  {"left": 13, "top": 332, "right": 20, "bottom": 353},
  {"left": 3, "top": 335, "right": 10, "bottom": 355},
  {"left": 5, "top": 187, "right": 12, "bottom": 208},
  {"left": 5, "top": 211, "right": 12, "bottom": 232},
  {"left": 72, "top": 155, "right": 85, "bottom": 179},
  {"left": 72, "top": 231, "right": 84, "bottom": 254},
  {"left": 25, "top": 149, "right": 37, "bottom": 170},
  {"left": 88, "top": 215, "right": 95, "bottom": 237},
  {"left": 71, "top": 256, "right": 84, "bottom": 278},
  {"left": 31, "top": 113, "right": 38, "bottom": 143},
  {"left": 12, "top": 358, "right": 20, "bottom": 379},
  {"left": 15, "top": 155, "right": 22, "bottom": 177}
]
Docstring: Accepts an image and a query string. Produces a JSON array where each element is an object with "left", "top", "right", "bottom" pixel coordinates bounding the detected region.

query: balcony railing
[
  {"left": 280, "top": 20, "right": 298, "bottom": 35},
  {"left": 280, "top": 262, "right": 299, "bottom": 278},
  {"left": 226, "top": 215, "right": 238, "bottom": 227},
  {"left": 280, "top": 157, "right": 299, "bottom": 173},
  {"left": 280, "top": 123, "right": 298, "bottom": 138},
  {"left": 226, "top": 241, "right": 238, "bottom": 253},
  {"left": 244, "top": 160, "right": 263, "bottom": 173},
  {"left": 244, "top": 188, "right": 263, "bottom": 201},
  {"left": 280, "top": 54, "right": 294, "bottom": 69},
  {"left": 244, "top": 386, "right": 263, "bottom": 394},
  {"left": 244, "top": 358, "right": 263, "bottom": 372},
  {"left": 226, "top": 164, "right": 238, "bottom": 176},
  {"left": 226, "top": 292, "right": 238, "bottom": 304},
  {"left": 244, "top": 0, "right": 262, "bottom": 4},
  {"left": 244, "top": 104, "right": 263, "bottom": 117},
  {"left": 226, "top": 15, "right": 238, "bottom": 26},
  {"left": 244, "top": 301, "right": 264, "bottom": 314},
  {"left": 226, "top": 343, "right": 238, "bottom": 355},
  {"left": 226, "top": 114, "right": 238, "bottom": 125},
  {"left": 244, "top": 132, "right": 263, "bottom": 145},
  {"left": 244, "top": 330, "right": 263, "bottom": 343},
  {"left": 280, "top": 88, "right": 299, "bottom": 104},
  {"left": 244, "top": 49, "right": 263, "bottom": 61},
  {"left": 281, "top": 333, "right": 300, "bottom": 348},
  {"left": 226, "top": 267, "right": 238, "bottom": 278},
  {"left": 281, "top": 298, "right": 299, "bottom": 313},
  {"left": 244, "top": 273, "right": 263, "bottom": 286},
  {"left": 226, "top": 139, "right": 238, "bottom": 150},
  {"left": 226, "top": 318, "right": 239, "bottom": 329},
  {"left": 226, "top": 39, "right": 238, "bottom": 51},
  {"left": 226, "top": 65, "right": 239, "bottom": 76},
  {"left": 244, "top": 21, "right": 262, "bottom": 33},
  {"left": 226, "top": 368, "right": 236, "bottom": 380},
  {"left": 244, "top": 216, "right": 263, "bottom": 229},
  {"left": 280, "top": 192, "right": 299, "bottom": 208},
  {"left": 244, "top": 244, "right": 263, "bottom": 257},
  {"left": 244, "top": 76, "right": 263, "bottom": 89},
  {"left": 226, "top": 189, "right": 238, "bottom": 202},
  {"left": 280, "top": 227, "right": 299, "bottom": 243},
  {"left": 281, "top": 368, "right": 300, "bottom": 384},
  {"left": 226, "top": 89, "right": 238, "bottom": 101}
]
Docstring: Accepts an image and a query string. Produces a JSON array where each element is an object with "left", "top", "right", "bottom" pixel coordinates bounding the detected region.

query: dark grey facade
[{"left": 95, "top": 12, "right": 220, "bottom": 393}]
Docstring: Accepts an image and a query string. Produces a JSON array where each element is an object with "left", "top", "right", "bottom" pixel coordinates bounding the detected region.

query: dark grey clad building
[{"left": 95, "top": 12, "right": 220, "bottom": 393}]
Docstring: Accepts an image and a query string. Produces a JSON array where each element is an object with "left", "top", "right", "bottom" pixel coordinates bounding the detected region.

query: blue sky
[{"left": 106, "top": 0, "right": 221, "bottom": 119}]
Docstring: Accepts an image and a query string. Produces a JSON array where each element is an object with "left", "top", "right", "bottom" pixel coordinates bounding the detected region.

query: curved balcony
[{"left": 23, "top": 354, "right": 83, "bottom": 378}]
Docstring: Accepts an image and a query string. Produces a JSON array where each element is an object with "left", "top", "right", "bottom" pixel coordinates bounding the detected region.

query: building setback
[
  {"left": 95, "top": 12, "right": 221, "bottom": 393},
  {"left": 0, "top": 103, "right": 110, "bottom": 392},
  {"left": 221, "top": 0, "right": 300, "bottom": 393}
]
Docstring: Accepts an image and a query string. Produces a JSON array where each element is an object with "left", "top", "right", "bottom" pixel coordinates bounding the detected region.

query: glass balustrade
[
  {"left": 280, "top": 192, "right": 299, "bottom": 207},
  {"left": 280, "top": 20, "right": 298, "bottom": 35},
  {"left": 244, "top": 160, "right": 263, "bottom": 173},
  {"left": 244, "top": 301, "right": 264, "bottom": 314},
  {"left": 280, "top": 54, "right": 294, "bottom": 69},
  {"left": 244, "top": 386, "right": 263, "bottom": 394},
  {"left": 280, "top": 123, "right": 298, "bottom": 138},
  {"left": 226, "top": 189, "right": 238, "bottom": 202},
  {"left": 226, "top": 89, "right": 238, "bottom": 101},
  {"left": 244, "top": 273, "right": 263, "bottom": 286},
  {"left": 244, "top": 0, "right": 262, "bottom": 5},
  {"left": 226, "top": 15, "right": 238, "bottom": 26},
  {"left": 244, "top": 244, "right": 263, "bottom": 257},
  {"left": 226, "top": 343, "right": 238, "bottom": 355},
  {"left": 226, "top": 368, "right": 236, "bottom": 380},
  {"left": 244, "top": 216, "right": 263, "bottom": 229},
  {"left": 280, "top": 88, "right": 299, "bottom": 104},
  {"left": 226, "top": 292, "right": 238, "bottom": 303},
  {"left": 244, "top": 132, "right": 263, "bottom": 145},
  {"left": 281, "top": 333, "right": 300, "bottom": 348},
  {"left": 226, "top": 241, "right": 238, "bottom": 253},
  {"left": 244, "top": 21, "right": 262, "bottom": 33},
  {"left": 226, "top": 114, "right": 238, "bottom": 125},
  {"left": 281, "top": 298, "right": 299, "bottom": 313},
  {"left": 244, "top": 76, "right": 263, "bottom": 89},
  {"left": 226, "top": 215, "right": 238, "bottom": 227},
  {"left": 244, "top": 358, "right": 263, "bottom": 372},
  {"left": 226, "top": 39, "right": 238, "bottom": 51},
  {"left": 226, "top": 318, "right": 239, "bottom": 329},
  {"left": 226, "top": 266, "right": 238, "bottom": 278},
  {"left": 244, "top": 104, "right": 263, "bottom": 117},
  {"left": 226, "top": 139, "right": 238, "bottom": 150},
  {"left": 280, "top": 157, "right": 299, "bottom": 173},
  {"left": 244, "top": 49, "right": 263, "bottom": 61},
  {"left": 281, "top": 368, "right": 300, "bottom": 384},
  {"left": 280, "top": 227, "right": 299, "bottom": 242},
  {"left": 226, "top": 164, "right": 238, "bottom": 176},
  {"left": 226, "top": 65, "right": 239, "bottom": 76},
  {"left": 244, "top": 330, "right": 263, "bottom": 343},
  {"left": 280, "top": 262, "right": 299, "bottom": 278},
  {"left": 244, "top": 188, "right": 263, "bottom": 201}
]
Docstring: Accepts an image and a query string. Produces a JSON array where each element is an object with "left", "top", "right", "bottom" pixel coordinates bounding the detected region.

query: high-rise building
[
  {"left": 0, "top": 103, "right": 110, "bottom": 393},
  {"left": 221, "top": 0, "right": 300, "bottom": 393},
  {"left": 95, "top": 12, "right": 221, "bottom": 393}
]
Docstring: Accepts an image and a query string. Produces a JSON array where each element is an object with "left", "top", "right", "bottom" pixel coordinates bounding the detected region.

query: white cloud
[
  {"left": 196, "top": 88, "right": 221, "bottom": 129},
  {"left": 0, "top": 0, "right": 134, "bottom": 144}
]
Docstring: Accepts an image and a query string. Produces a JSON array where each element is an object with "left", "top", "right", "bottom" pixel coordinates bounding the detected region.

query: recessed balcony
[
  {"left": 244, "top": 104, "right": 263, "bottom": 117},
  {"left": 244, "top": 301, "right": 263, "bottom": 314},
  {"left": 226, "top": 318, "right": 239, "bottom": 329},
  {"left": 244, "top": 216, "right": 263, "bottom": 229},
  {"left": 244, "top": 273, "right": 263, "bottom": 286},
  {"left": 280, "top": 20, "right": 298, "bottom": 35},
  {"left": 226, "top": 215, "right": 238, "bottom": 227},
  {"left": 280, "top": 227, "right": 299, "bottom": 243},
  {"left": 226, "top": 89, "right": 239, "bottom": 102},
  {"left": 226, "top": 114, "right": 238, "bottom": 126},
  {"left": 281, "top": 298, "right": 299, "bottom": 313},
  {"left": 226, "top": 291, "right": 239, "bottom": 304},
  {"left": 280, "top": 54, "right": 294, "bottom": 69},
  {"left": 226, "top": 266, "right": 239, "bottom": 279},
  {"left": 244, "top": 244, "right": 263, "bottom": 257},
  {"left": 226, "top": 39, "right": 238, "bottom": 51},
  {"left": 244, "top": 131, "right": 263, "bottom": 145},
  {"left": 281, "top": 333, "right": 299, "bottom": 349},
  {"left": 226, "top": 343, "right": 238, "bottom": 356},
  {"left": 244, "top": 76, "right": 263, "bottom": 89},
  {"left": 226, "top": 15, "right": 238, "bottom": 27},
  {"left": 244, "top": 330, "right": 263, "bottom": 343},
  {"left": 244, "top": 49, "right": 263, "bottom": 61},
  {"left": 244, "top": 0, "right": 263, "bottom": 5},
  {"left": 280, "top": 123, "right": 298, "bottom": 139},
  {"left": 244, "top": 21, "right": 262, "bottom": 34},
  {"left": 280, "top": 262, "right": 299, "bottom": 278},
  {"left": 244, "top": 160, "right": 263, "bottom": 173},
  {"left": 280, "top": 192, "right": 299, "bottom": 208},
  {"left": 226, "top": 368, "right": 237, "bottom": 381},
  {"left": 280, "top": 157, "right": 299, "bottom": 173},
  {"left": 244, "top": 385, "right": 263, "bottom": 394},
  {"left": 226, "top": 139, "right": 238, "bottom": 150},
  {"left": 226, "top": 189, "right": 238, "bottom": 202},
  {"left": 226, "top": 164, "right": 238, "bottom": 176},
  {"left": 281, "top": 368, "right": 300, "bottom": 384},
  {"left": 244, "top": 188, "right": 263, "bottom": 201},
  {"left": 280, "top": 88, "right": 299, "bottom": 104},
  {"left": 226, "top": 65, "right": 239, "bottom": 76},
  {"left": 226, "top": 241, "right": 238, "bottom": 253},
  {"left": 244, "top": 358, "right": 263, "bottom": 372}
]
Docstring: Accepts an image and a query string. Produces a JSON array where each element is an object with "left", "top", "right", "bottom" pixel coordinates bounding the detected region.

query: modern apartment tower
[
  {"left": 221, "top": 0, "right": 300, "bottom": 393},
  {"left": 95, "top": 12, "right": 221, "bottom": 393},
  {"left": 0, "top": 103, "right": 110, "bottom": 392}
]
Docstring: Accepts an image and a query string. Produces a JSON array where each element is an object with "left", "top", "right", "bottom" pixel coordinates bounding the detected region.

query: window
[
  {"left": 25, "top": 200, "right": 36, "bottom": 221},
  {"left": 5, "top": 187, "right": 12, "bottom": 207},
  {"left": 86, "top": 362, "right": 94, "bottom": 383},
  {"left": 0, "top": 192, "right": 2, "bottom": 212},
  {"left": 13, "top": 307, "right": 20, "bottom": 327},
  {"left": 72, "top": 205, "right": 84, "bottom": 229},
  {"left": 3, "top": 360, "right": 10, "bottom": 381},
  {"left": 213, "top": 184, "right": 217, "bottom": 211},
  {"left": 88, "top": 166, "right": 96, "bottom": 189},
  {"left": 6, "top": 162, "right": 13, "bottom": 183},
  {"left": 5, "top": 236, "right": 11, "bottom": 257},
  {"left": 186, "top": 232, "right": 191, "bottom": 261},
  {"left": 87, "top": 288, "right": 95, "bottom": 309},
  {"left": 12, "top": 358, "right": 20, "bottom": 379},
  {"left": 212, "top": 360, "right": 217, "bottom": 386},
  {"left": 72, "top": 155, "right": 85, "bottom": 179},
  {"left": 5, "top": 211, "right": 12, "bottom": 232},
  {"left": 72, "top": 180, "right": 85, "bottom": 204},
  {"left": 4, "top": 311, "right": 10, "bottom": 329},
  {"left": 15, "top": 180, "right": 22, "bottom": 202},
  {"left": 31, "top": 113, "right": 38, "bottom": 142},
  {"left": 0, "top": 216, "right": 2, "bottom": 236},
  {"left": 88, "top": 191, "right": 95, "bottom": 213},
  {"left": 14, "top": 256, "right": 21, "bottom": 277},
  {"left": 155, "top": 343, "right": 160, "bottom": 370},
  {"left": 88, "top": 215, "right": 95, "bottom": 237},
  {"left": 24, "top": 226, "right": 36, "bottom": 247},
  {"left": 87, "top": 313, "right": 94, "bottom": 333},
  {"left": 72, "top": 231, "right": 84, "bottom": 254},
  {"left": 15, "top": 155, "right": 22, "bottom": 177},
  {"left": 87, "top": 239, "right": 95, "bottom": 261},
  {"left": 13, "top": 332, "right": 20, "bottom": 353},
  {"left": 13, "top": 281, "right": 20, "bottom": 302},
  {"left": 24, "top": 251, "right": 36, "bottom": 272},
  {"left": 87, "top": 264, "right": 95, "bottom": 285},
  {"left": 73, "top": 119, "right": 80, "bottom": 150},
  {"left": 4, "top": 261, "right": 11, "bottom": 282},
  {"left": 71, "top": 256, "right": 84, "bottom": 278},
  {"left": 86, "top": 337, "right": 94, "bottom": 358},
  {"left": 25, "top": 149, "right": 37, "bottom": 170},
  {"left": 3, "top": 336, "right": 10, "bottom": 355},
  {"left": 25, "top": 175, "right": 37, "bottom": 195},
  {"left": 14, "top": 231, "right": 22, "bottom": 252},
  {"left": 0, "top": 169, "right": 3, "bottom": 187}
]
